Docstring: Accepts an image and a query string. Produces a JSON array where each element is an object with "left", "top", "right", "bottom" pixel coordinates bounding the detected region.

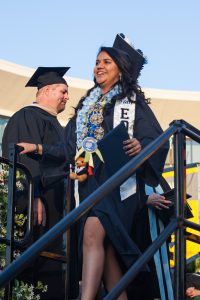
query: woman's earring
[{"left": 119, "top": 73, "right": 122, "bottom": 81}]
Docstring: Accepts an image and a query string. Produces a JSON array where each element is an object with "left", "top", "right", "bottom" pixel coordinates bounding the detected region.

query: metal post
[
  {"left": 173, "top": 129, "right": 186, "bottom": 300},
  {"left": 4, "top": 144, "right": 17, "bottom": 300},
  {"left": 65, "top": 176, "right": 71, "bottom": 300}
]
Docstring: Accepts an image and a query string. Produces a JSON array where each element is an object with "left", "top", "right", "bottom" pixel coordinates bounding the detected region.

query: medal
[
  {"left": 82, "top": 137, "right": 97, "bottom": 153},
  {"left": 94, "top": 127, "right": 104, "bottom": 140},
  {"left": 76, "top": 136, "right": 104, "bottom": 168},
  {"left": 90, "top": 112, "right": 103, "bottom": 125}
]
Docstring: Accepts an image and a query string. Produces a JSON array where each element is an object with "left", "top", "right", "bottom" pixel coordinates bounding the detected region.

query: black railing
[
  {"left": 0, "top": 154, "right": 33, "bottom": 248},
  {"left": 0, "top": 124, "right": 176, "bottom": 288},
  {"left": 1, "top": 120, "right": 200, "bottom": 300},
  {"left": 104, "top": 218, "right": 179, "bottom": 300},
  {"left": 0, "top": 145, "right": 34, "bottom": 299}
]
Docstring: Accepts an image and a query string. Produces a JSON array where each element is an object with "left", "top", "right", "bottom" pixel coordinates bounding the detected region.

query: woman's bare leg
[
  {"left": 81, "top": 216, "right": 105, "bottom": 300},
  {"left": 103, "top": 245, "right": 128, "bottom": 300}
]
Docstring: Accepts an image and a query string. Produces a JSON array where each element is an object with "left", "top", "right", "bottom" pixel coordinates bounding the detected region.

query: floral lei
[{"left": 76, "top": 84, "right": 122, "bottom": 149}]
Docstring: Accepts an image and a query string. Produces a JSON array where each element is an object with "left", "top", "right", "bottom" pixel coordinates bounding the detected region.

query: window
[{"left": 0, "top": 117, "right": 8, "bottom": 155}]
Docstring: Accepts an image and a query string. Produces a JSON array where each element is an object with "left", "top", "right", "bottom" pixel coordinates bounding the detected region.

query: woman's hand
[
  {"left": 146, "top": 193, "right": 172, "bottom": 210},
  {"left": 17, "top": 143, "right": 42, "bottom": 155},
  {"left": 69, "top": 172, "right": 78, "bottom": 180},
  {"left": 123, "top": 138, "right": 141, "bottom": 157}
]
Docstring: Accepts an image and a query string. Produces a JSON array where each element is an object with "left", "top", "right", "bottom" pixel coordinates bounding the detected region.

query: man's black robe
[
  {"left": 2, "top": 106, "right": 68, "bottom": 300},
  {"left": 65, "top": 95, "right": 169, "bottom": 299}
]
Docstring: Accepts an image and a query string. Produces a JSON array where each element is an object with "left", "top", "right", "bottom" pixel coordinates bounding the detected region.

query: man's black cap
[
  {"left": 113, "top": 33, "right": 146, "bottom": 80},
  {"left": 25, "top": 67, "right": 70, "bottom": 89}
]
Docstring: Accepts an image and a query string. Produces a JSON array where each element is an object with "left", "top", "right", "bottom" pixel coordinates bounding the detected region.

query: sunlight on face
[
  {"left": 94, "top": 51, "right": 120, "bottom": 94},
  {"left": 49, "top": 84, "right": 69, "bottom": 113}
]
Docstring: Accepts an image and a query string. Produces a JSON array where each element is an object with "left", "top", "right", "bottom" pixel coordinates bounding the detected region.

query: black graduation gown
[
  {"left": 65, "top": 95, "right": 169, "bottom": 297},
  {"left": 2, "top": 106, "right": 68, "bottom": 300},
  {"left": 131, "top": 203, "right": 174, "bottom": 299}
]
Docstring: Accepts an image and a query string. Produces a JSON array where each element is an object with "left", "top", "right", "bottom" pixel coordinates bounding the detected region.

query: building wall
[{"left": 1, "top": 59, "right": 200, "bottom": 164}]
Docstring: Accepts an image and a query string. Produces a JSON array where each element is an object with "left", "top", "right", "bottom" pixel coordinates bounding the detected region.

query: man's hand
[
  {"left": 17, "top": 143, "right": 42, "bottom": 155},
  {"left": 33, "top": 198, "right": 46, "bottom": 226}
]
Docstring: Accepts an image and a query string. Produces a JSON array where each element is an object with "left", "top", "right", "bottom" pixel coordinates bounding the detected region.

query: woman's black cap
[{"left": 113, "top": 33, "right": 146, "bottom": 80}]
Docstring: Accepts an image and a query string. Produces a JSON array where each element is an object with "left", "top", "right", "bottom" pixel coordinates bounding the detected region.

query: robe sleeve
[
  {"left": 2, "top": 108, "right": 46, "bottom": 197},
  {"left": 64, "top": 117, "right": 77, "bottom": 164},
  {"left": 2, "top": 107, "right": 68, "bottom": 196},
  {"left": 134, "top": 96, "right": 169, "bottom": 187},
  {"left": 42, "top": 142, "right": 67, "bottom": 162}
]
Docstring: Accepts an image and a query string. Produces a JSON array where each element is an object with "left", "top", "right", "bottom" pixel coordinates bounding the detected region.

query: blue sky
[{"left": 0, "top": 0, "right": 200, "bottom": 91}]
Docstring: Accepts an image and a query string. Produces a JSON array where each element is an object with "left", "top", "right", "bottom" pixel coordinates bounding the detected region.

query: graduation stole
[
  {"left": 113, "top": 95, "right": 137, "bottom": 201},
  {"left": 113, "top": 94, "right": 136, "bottom": 137}
]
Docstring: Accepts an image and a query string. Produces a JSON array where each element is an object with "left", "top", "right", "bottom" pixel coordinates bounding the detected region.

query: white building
[{"left": 1, "top": 59, "right": 200, "bottom": 164}]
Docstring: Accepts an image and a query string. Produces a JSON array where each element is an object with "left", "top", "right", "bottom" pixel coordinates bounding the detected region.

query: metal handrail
[
  {"left": 184, "top": 219, "right": 200, "bottom": 231},
  {"left": 106, "top": 120, "right": 200, "bottom": 300},
  {"left": 0, "top": 154, "right": 33, "bottom": 248},
  {"left": 0, "top": 124, "right": 177, "bottom": 287},
  {"left": 104, "top": 218, "right": 179, "bottom": 300},
  {"left": 1, "top": 120, "right": 200, "bottom": 300}
]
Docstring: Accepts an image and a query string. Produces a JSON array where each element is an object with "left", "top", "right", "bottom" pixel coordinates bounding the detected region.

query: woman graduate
[{"left": 65, "top": 34, "right": 169, "bottom": 300}]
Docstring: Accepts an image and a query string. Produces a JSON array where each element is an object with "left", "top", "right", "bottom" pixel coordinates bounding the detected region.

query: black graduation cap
[
  {"left": 113, "top": 33, "right": 146, "bottom": 80},
  {"left": 25, "top": 66, "right": 70, "bottom": 89},
  {"left": 98, "top": 122, "right": 130, "bottom": 175}
]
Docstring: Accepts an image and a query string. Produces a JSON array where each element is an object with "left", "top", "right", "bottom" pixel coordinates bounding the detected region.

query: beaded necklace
[
  {"left": 82, "top": 96, "right": 106, "bottom": 141},
  {"left": 75, "top": 84, "right": 122, "bottom": 167},
  {"left": 76, "top": 84, "right": 122, "bottom": 149}
]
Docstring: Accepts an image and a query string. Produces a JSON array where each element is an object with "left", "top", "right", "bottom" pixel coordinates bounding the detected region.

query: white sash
[{"left": 113, "top": 96, "right": 136, "bottom": 201}]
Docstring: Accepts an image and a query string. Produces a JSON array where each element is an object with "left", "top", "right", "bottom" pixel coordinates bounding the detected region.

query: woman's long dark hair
[{"left": 73, "top": 46, "right": 149, "bottom": 117}]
